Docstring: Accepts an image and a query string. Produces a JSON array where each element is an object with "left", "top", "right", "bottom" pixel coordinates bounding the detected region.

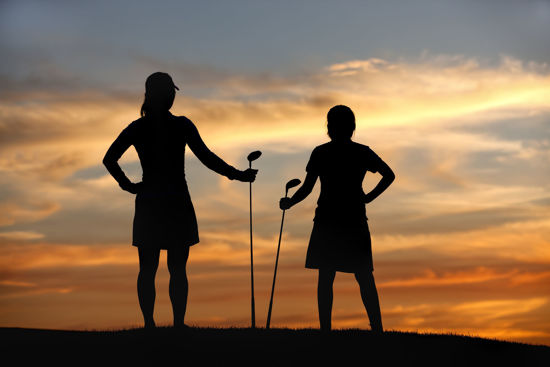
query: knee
[
  {"left": 168, "top": 264, "right": 187, "bottom": 277},
  {"left": 168, "top": 262, "right": 187, "bottom": 277},
  {"left": 138, "top": 267, "right": 157, "bottom": 281}
]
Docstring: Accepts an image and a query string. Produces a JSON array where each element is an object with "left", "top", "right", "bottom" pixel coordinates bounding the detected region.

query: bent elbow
[
  {"left": 102, "top": 154, "right": 113, "bottom": 169},
  {"left": 382, "top": 169, "right": 395, "bottom": 184}
]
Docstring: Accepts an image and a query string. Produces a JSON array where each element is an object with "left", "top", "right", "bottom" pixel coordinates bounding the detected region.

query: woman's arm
[
  {"left": 279, "top": 171, "right": 318, "bottom": 210},
  {"left": 102, "top": 128, "right": 141, "bottom": 194},
  {"left": 187, "top": 122, "right": 256, "bottom": 182},
  {"left": 364, "top": 159, "right": 395, "bottom": 204}
]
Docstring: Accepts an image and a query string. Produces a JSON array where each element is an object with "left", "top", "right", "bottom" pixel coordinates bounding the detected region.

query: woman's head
[
  {"left": 327, "top": 105, "right": 355, "bottom": 140},
  {"left": 140, "top": 72, "right": 179, "bottom": 117}
]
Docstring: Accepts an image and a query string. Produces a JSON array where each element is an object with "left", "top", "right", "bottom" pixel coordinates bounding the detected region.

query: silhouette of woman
[
  {"left": 280, "top": 105, "right": 394, "bottom": 332},
  {"left": 103, "top": 72, "right": 257, "bottom": 328}
]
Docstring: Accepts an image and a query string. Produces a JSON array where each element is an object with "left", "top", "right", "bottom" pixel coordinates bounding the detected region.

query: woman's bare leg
[
  {"left": 318, "top": 269, "right": 336, "bottom": 331},
  {"left": 354, "top": 270, "right": 383, "bottom": 332},
  {"left": 137, "top": 247, "right": 160, "bottom": 328},
  {"left": 167, "top": 246, "right": 190, "bottom": 328}
]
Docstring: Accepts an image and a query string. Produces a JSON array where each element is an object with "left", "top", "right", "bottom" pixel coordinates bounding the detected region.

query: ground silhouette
[{"left": 1, "top": 327, "right": 548, "bottom": 366}]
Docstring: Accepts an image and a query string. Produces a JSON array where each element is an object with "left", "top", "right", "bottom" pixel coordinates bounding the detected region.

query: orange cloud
[
  {"left": 0, "top": 231, "right": 44, "bottom": 240},
  {"left": 1, "top": 54, "right": 549, "bottom": 154},
  {"left": 0, "top": 242, "right": 135, "bottom": 270},
  {"left": 379, "top": 267, "right": 515, "bottom": 288}
]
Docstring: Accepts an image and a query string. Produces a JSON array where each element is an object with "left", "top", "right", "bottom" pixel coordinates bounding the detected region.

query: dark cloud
[
  {"left": 134, "top": 55, "right": 309, "bottom": 99},
  {"left": 0, "top": 200, "right": 60, "bottom": 227},
  {"left": 15, "top": 205, "right": 134, "bottom": 245},
  {"left": 70, "top": 164, "right": 121, "bottom": 181}
]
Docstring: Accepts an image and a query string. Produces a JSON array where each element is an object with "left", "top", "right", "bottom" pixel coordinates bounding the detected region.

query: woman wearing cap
[
  {"left": 279, "top": 105, "right": 394, "bottom": 332},
  {"left": 103, "top": 72, "right": 257, "bottom": 329}
]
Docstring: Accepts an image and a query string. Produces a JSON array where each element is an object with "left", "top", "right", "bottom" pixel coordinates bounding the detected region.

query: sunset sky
[{"left": 1, "top": 0, "right": 549, "bottom": 346}]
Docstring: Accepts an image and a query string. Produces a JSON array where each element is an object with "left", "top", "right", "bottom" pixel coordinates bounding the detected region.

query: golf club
[
  {"left": 266, "top": 178, "right": 301, "bottom": 329},
  {"left": 247, "top": 150, "right": 262, "bottom": 328}
]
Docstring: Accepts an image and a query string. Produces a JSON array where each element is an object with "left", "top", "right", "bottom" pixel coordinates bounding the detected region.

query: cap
[{"left": 145, "top": 72, "right": 179, "bottom": 92}]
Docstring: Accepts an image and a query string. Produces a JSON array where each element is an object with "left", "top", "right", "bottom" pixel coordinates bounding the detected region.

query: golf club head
[
  {"left": 247, "top": 151, "right": 262, "bottom": 162},
  {"left": 285, "top": 178, "right": 301, "bottom": 195}
]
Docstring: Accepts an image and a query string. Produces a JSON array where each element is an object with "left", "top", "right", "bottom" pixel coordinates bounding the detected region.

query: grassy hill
[{"left": 1, "top": 326, "right": 548, "bottom": 366}]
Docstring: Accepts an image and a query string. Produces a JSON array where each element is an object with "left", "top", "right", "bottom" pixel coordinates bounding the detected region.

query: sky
[{"left": 1, "top": 0, "right": 550, "bottom": 346}]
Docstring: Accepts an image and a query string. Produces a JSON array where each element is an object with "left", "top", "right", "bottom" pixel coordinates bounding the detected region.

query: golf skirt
[
  {"left": 305, "top": 217, "right": 373, "bottom": 273},
  {"left": 132, "top": 185, "right": 199, "bottom": 249}
]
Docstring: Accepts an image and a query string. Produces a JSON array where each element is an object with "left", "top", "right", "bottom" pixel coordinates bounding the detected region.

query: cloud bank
[{"left": 1, "top": 54, "right": 549, "bottom": 344}]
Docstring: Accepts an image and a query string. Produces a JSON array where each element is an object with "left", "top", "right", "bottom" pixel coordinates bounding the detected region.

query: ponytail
[{"left": 140, "top": 89, "right": 175, "bottom": 117}]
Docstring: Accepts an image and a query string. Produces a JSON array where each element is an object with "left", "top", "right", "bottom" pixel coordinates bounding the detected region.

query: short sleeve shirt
[{"left": 306, "top": 141, "right": 384, "bottom": 221}]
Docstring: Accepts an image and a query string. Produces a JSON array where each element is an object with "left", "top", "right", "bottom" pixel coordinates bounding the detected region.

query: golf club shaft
[
  {"left": 249, "top": 161, "right": 256, "bottom": 328},
  {"left": 266, "top": 208, "right": 285, "bottom": 329}
]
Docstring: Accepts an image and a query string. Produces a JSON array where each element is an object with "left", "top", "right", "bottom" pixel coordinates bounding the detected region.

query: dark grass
[{"left": 1, "top": 326, "right": 548, "bottom": 366}]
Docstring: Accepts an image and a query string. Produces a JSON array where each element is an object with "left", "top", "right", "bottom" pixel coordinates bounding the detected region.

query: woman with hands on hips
[
  {"left": 103, "top": 72, "right": 257, "bottom": 329},
  {"left": 280, "top": 105, "right": 394, "bottom": 332}
]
